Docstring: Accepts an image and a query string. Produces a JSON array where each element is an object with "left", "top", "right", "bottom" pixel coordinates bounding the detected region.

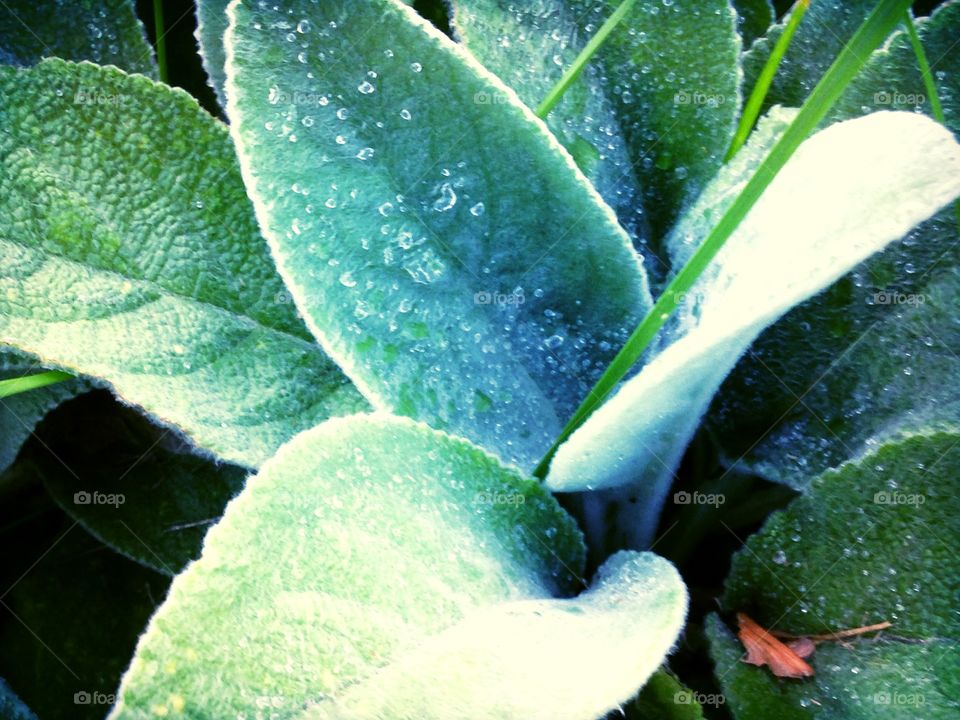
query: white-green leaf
[
  {"left": 450, "top": 0, "right": 741, "bottom": 248},
  {"left": 223, "top": 0, "right": 652, "bottom": 470},
  {"left": 195, "top": 0, "right": 230, "bottom": 108},
  {"left": 709, "top": 1, "right": 960, "bottom": 487},
  {"left": 0, "top": 0, "right": 156, "bottom": 77},
  {"left": 111, "top": 415, "right": 687, "bottom": 720},
  {"left": 709, "top": 429, "right": 960, "bottom": 719},
  {"left": 447, "top": 0, "right": 653, "bottom": 261},
  {"left": 547, "top": 110, "right": 960, "bottom": 546},
  {"left": 0, "top": 60, "right": 367, "bottom": 469}
]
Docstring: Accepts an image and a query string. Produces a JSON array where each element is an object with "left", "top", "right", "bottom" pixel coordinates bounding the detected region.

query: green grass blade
[
  {"left": 0, "top": 370, "right": 73, "bottom": 399},
  {"left": 534, "top": 0, "right": 638, "bottom": 118},
  {"left": 726, "top": 0, "right": 811, "bottom": 161},
  {"left": 534, "top": 0, "right": 915, "bottom": 479},
  {"left": 902, "top": 8, "right": 959, "bottom": 230}
]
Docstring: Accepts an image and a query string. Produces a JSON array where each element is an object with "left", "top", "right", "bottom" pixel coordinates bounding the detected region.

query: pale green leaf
[
  {"left": 451, "top": 0, "right": 740, "bottom": 247},
  {"left": 447, "top": 0, "right": 653, "bottom": 262},
  {"left": 709, "top": 2, "right": 960, "bottom": 487},
  {"left": 111, "top": 415, "right": 687, "bottom": 720},
  {"left": 708, "top": 429, "right": 960, "bottom": 718},
  {"left": 0, "top": 0, "right": 156, "bottom": 77},
  {"left": 195, "top": 0, "right": 230, "bottom": 108},
  {"left": 546, "top": 111, "right": 960, "bottom": 548},
  {"left": 0, "top": 59, "right": 367, "bottom": 469},
  {"left": 223, "top": 0, "right": 652, "bottom": 470},
  {"left": 742, "top": 0, "right": 874, "bottom": 111},
  {"left": 624, "top": 667, "right": 709, "bottom": 719}
]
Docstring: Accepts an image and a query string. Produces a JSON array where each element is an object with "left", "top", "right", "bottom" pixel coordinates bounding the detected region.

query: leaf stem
[
  {"left": 533, "top": 0, "right": 914, "bottom": 480},
  {"left": 153, "top": 0, "right": 169, "bottom": 84},
  {"left": 534, "top": 0, "right": 637, "bottom": 119},
  {"left": 0, "top": 370, "right": 73, "bottom": 400},
  {"left": 726, "top": 0, "right": 811, "bottom": 161}
]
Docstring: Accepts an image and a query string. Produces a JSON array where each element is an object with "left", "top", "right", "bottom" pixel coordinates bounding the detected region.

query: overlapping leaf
[
  {"left": 224, "top": 0, "right": 652, "bottom": 470},
  {"left": 451, "top": 0, "right": 741, "bottom": 250},
  {"left": 547, "top": 110, "right": 960, "bottom": 549},
  {"left": 709, "top": 429, "right": 960, "bottom": 718},
  {"left": 710, "top": 2, "right": 960, "bottom": 487},
  {"left": 111, "top": 415, "right": 686, "bottom": 719},
  {"left": 0, "top": 0, "right": 156, "bottom": 77},
  {"left": 0, "top": 59, "right": 367, "bottom": 470}
]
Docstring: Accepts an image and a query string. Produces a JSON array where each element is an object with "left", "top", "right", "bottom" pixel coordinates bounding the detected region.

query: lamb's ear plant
[{"left": 0, "top": 0, "right": 958, "bottom": 718}]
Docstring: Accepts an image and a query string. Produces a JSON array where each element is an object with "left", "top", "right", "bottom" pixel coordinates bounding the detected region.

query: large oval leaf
[
  {"left": 450, "top": 0, "right": 741, "bottom": 252},
  {"left": 111, "top": 415, "right": 687, "bottom": 719},
  {"left": 0, "top": 59, "right": 367, "bottom": 469},
  {"left": 709, "top": 429, "right": 960, "bottom": 718},
  {"left": 708, "top": 2, "right": 960, "bottom": 487},
  {"left": 547, "top": 110, "right": 960, "bottom": 547},
  {"left": 223, "top": 0, "right": 652, "bottom": 470}
]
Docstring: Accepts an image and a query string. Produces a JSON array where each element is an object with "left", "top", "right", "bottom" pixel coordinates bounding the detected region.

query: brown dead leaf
[{"left": 736, "top": 613, "right": 815, "bottom": 679}]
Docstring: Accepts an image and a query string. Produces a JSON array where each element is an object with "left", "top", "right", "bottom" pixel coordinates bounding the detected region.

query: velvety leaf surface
[
  {"left": 195, "top": 0, "right": 230, "bottom": 108},
  {"left": 224, "top": 0, "right": 652, "bottom": 470},
  {"left": 447, "top": 0, "right": 653, "bottom": 263},
  {"left": 452, "top": 0, "right": 740, "bottom": 246},
  {"left": 742, "top": 0, "right": 874, "bottom": 110},
  {"left": 547, "top": 111, "right": 960, "bottom": 552},
  {"left": 0, "top": 0, "right": 156, "bottom": 77},
  {"left": 625, "top": 668, "right": 708, "bottom": 719},
  {"left": 111, "top": 415, "right": 687, "bottom": 720},
  {"left": 29, "top": 392, "right": 247, "bottom": 575},
  {"left": 708, "top": 2, "right": 960, "bottom": 487},
  {"left": 0, "top": 350, "right": 90, "bottom": 475},
  {"left": 0, "top": 59, "right": 367, "bottom": 470},
  {"left": 708, "top": 430, "right": 960, "bottom": 718}
]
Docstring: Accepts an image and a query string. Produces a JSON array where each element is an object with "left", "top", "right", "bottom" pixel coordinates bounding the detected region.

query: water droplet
[
  {"left": 544, "top": 335, "right": 564, "bottom": 349},
  {"left": 773, "top": 550, "right": 788, "bottom": 565},
  {"left": 296, "top": 19, "right": 311, "bottom": 33},
  {"left": 356, "top": 147, "right": 375, "bottom": 160},
  {"left": 432, "top": 182, "right": 457, "bottom": 212},
  {"left": 400, "top": 108, "right": 412, "bottom": 121},
  {"left": 469, "top": 202, "right": 485, "bottom": 217},
  {"left": 339, "top": 271, "right": 357, "bottom": 288},
  {"left": 410, "top": 62, "right": 423, "bottom": 72},
  {"left": 358, "top": 80, "right": 376, "bottom": 94}
]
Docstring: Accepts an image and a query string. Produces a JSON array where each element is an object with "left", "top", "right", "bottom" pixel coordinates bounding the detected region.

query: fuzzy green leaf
[
  {"left": 30, "top": 395, "right": 247, "bottom": 575},
  {"left": 111, "top": 415, "right": 687, "bottom": 719},
  {"left": 709, "top": 2, "right": 960, "bottom": 487},
  {"left": 708, "top": 429, "right": 960, "bottom": 718},
  {"left": 223, "top": 0, "right": 652, "bottom": 470},
  {"left": 0, "top": 0, "right": 156, "bottom": 77},
  {"left": 0, "top": 59, "right": 367, "bottom": 469},
  {"left": 547, "top": 110, "right": 960, "bottom": 550},
  {"left": 195, "top": 0, "right": 230, "bottom": 108},
  {"left": 451, "top": 0, "right": 740, "bottom": 248},
  {"left": 734, "top": 0, "right": 775, "bottom": 47},
  {"left": 447, "top": 0, "right": 653, "bottom": 262}
]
